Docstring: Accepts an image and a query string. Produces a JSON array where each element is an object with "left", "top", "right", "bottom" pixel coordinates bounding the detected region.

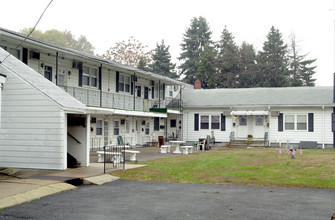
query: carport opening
[{"left": 67, "top": 115, "right": 88, "bottom": 168}]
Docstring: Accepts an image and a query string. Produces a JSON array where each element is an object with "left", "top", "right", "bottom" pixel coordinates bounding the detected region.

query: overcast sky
[{"left": 1, "top": 0, "right": 333, "bottom": 86}]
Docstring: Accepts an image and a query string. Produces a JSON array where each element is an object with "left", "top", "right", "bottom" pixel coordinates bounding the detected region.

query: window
[
  {"left": 83, "top": 66, "right": 90, "bottom": 86},
  {"left": 169, "top": 86, "right": 173, "bottom": 97},
  {"left": 201, "top": 115, "right": 209, "bottom": 129},
  {"left": 297, "top": 115, "right": 307, "bottom": 130},
  {"left": 58, "top": 69, "right": 65, "bottom": 86},
  {"left": 154, "top": 117, "right": 159, "bottom": 131},
  {"left": 9, "top": 48, "right": 20, "bottom": 59},
  {"left": 170, "top": 119, "right": 177, "bottom": 128},
  {"left": 91, "top": 68, "right": 98, "bottom": 87},
  {"left": 211, "top": 115, "right": 220, "bottom": 129},
  {"left": 96, "top": 119, "right": 103, "bottom": 135},
  {"left": 125, "top": 75, "right": 130, "bottom": 93},
  {"left": 239, "top": 116, "right": 247, "bottom": 126},
  {"left": 114, "top": 120, "right": 120, "bottom": 135},
  {"left": 119, "top": 75, "right": 124, "bottom": 92},
  {"left": 255, "top": 116, "right": 264, "bottom": 126},
  {"left": 44, "top": 66, "right": 52, "bottom": 81},
  {"left": 137, "top": 86, "right": 141, "bottom": 97},
  {"left": 285, "top": 115, "right": 295, "bottom": 130},
  {"left": 145, "top": 122, "right": 150, "bottom": 135},
  {"left": 0, "top": 45, "right": 7, "bottom": 50}
]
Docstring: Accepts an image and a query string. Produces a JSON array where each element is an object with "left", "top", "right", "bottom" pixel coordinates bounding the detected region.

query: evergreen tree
[
  {"left": 288, "top": 33, "right": 316, "bottom": 86},
  {"left": 238, "top": 42, "right": 258, "bottom": 88},
  {"left": 178, "top": 16, "right": 213, "bottom": 84},
  {"left": 258, "top": 26, "right": 289, "bottom": 87},
  {"left": 150, "top": 40, "right": 177, "bottom": 79},
  {"left": 216, "top": 27, "right": 240, "bottom": 88},
  {"left": 195, "top": 43, "right": 217, "bottom": 88},
  {"left": 137, "top": 58, "right": 150, "bottom": 72}
]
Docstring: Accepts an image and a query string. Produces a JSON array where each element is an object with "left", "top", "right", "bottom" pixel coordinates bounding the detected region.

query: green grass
[{"left": 113, "top": 148, "right": 335, "bottom": 189}]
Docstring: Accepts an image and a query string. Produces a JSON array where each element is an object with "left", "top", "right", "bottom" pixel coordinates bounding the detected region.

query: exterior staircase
[{"left": 229, "top": 139, "right": 269, "bottom": 148}]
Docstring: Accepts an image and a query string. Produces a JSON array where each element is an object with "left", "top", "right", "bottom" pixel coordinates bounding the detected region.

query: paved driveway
[{"left": 0, "top": 179, "right": 334, "bottom": 220}]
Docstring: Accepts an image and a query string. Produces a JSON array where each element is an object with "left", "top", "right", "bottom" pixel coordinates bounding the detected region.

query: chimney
[{"left": 194, "top": 79, "right": 201, "bottom": 89}]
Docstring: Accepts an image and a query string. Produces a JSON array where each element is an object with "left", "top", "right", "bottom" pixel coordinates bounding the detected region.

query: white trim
[
  {"left": 230, "top": 110, "right": 269, "bottom": 116},
  {"left": 87, "top": 106, "right": 167, "bottom": 118}
]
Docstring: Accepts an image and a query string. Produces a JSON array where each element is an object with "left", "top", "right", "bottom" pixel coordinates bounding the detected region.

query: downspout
[
  {"left": 180, "top": 86, "right": 183, "bottom": 141},
  {"left": 322, "top": 106, "right": 325, "bottom": 149},
  {"left": 133, "top": 73, "right": 136, "bottom": 110},
  {"left": 158, "top": 80, "right": 161, "bottom": 109},
  {"left": 0, "top": 73, "right": 7, "bottom": 128},
  {"left": 99, "top": 64, "right": 102, "bottom": 107},
  {"left": 55, "top": 52, "right": 58, "bottom": 85}
]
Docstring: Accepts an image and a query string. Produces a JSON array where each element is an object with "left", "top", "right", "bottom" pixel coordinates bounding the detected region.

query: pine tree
[
  {"left": 238, "top": 42, "right": 258, "bottom": 88},
  {"left": 258, "top": 26, "right": 289, "bottom": 87},
  {"left": 150, "top": 40, "right": 177, "bottom": 79},
  {"left": 216, "top": 27, "right": 240, "bottom": 88},
  {"left": 288, "top": 33, "right": 316, "bottom": 86},
  {"left": 195, "top": 43, "right": 217, "bottom": 88},
  {"left": 178, "top": 16, "right": 213, "bottom": 84}
]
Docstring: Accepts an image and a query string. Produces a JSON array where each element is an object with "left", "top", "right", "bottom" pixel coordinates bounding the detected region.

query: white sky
[{"left": 1, "top": 0, "right": 334, "bottom": 86}]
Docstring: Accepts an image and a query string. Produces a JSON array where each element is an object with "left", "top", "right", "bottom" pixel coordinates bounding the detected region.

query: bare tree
[{"left": 101, "top": 36, "right": 153, "bottom": 67}]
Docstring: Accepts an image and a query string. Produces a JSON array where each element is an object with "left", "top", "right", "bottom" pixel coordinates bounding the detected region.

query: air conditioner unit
[{"left": 29, "top": 51, "right": 40, "bottom": 59}]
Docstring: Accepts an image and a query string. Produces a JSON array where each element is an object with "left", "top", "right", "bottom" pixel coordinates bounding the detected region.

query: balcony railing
[{"left": 60, "top": 86, "right": 182, "bottom": 112}]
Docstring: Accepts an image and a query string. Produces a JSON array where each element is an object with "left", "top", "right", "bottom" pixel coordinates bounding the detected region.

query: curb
[{"left": 0, "top": 183, "right": 76, "bottom": 209}]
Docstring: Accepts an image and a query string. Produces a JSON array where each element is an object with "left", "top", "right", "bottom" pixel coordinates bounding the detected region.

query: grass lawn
[{"left": 113, "top": 148, "right": 335, "bottom": 189}]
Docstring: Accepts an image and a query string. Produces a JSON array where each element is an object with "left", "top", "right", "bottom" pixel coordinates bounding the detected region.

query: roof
[
  {"left": 0, "top": 48, "right": 87, "bottom": 113},
  {"left": 0, "top": 27, "right": 185, "bottom": 86},
  {"left": 183, "top": 87, "right": 335, "bottom": 108}
]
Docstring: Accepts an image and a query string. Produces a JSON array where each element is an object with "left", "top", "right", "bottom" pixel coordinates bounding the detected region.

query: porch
[{"left": 59, "top": 86, "right": 182, "bottom": 112}]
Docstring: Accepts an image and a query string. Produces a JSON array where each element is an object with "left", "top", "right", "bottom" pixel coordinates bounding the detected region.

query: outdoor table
[{"left": 169, "top": 140, "right": 186, "bottom": 154}]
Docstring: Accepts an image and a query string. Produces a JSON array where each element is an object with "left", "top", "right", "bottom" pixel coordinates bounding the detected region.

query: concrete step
[{"left": 230, "top": 140, "right": 269, "bottom": 148}]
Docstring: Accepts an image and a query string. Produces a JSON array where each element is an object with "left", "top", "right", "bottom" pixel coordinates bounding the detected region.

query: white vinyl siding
[{"left": 0, "top": 73, "right": 66, "bottom": 170}]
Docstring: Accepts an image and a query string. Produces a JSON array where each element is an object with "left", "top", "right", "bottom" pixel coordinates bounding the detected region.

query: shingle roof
[
  {"left": 0, "top": 48, "right": 87, "bottom": 113},
  {"left": 0, "top": 27, "right": 187, "bottom": 86},
  {"left": 183, "top": 86, "right": 334, "bottom": 108}
]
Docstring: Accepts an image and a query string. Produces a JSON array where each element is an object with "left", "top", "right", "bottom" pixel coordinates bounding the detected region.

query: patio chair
[{"left": 197, "top": 139, "right": 206, "bottom": 151}]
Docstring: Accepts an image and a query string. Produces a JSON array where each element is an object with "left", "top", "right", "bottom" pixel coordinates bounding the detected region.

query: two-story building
[{"left": 0, "top": 27, "right": 185, "bottom": 170}]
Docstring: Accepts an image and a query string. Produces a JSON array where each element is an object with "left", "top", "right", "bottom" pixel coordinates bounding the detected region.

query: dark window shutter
[
  {"left": 194, "top": 114, "right": 199, "bottom": 131},
  {"left": 221, "top": 114, "right": 226, "bottom": 131},
  {"left": 131, "top": 82, "right": 134, "bottom": 95},
  {"left": 154, "top": 117, "right": 159, "bottom": 131},
  {"left": 152, "top": 86, "right": 154, "bottom": 99},
  {"left": 116, "top": 71, "right": 119, "bottom": 92},
  {"left": 162, "top": 83, "right": 165, "bottom": 100},
  {"left": 22, "top": 48, "right": 28, "bottom": 64},
  {"left": 78, "top": 62, "right": 83, "bottom": 87},
  {"left": 278, "top": 113, "right": 283, "bottom": 132},
  {"left": 98, "top": 65, "right": 102, "bottom": 90},
  {"left": 308, "top": 113, "right": 314, "bottom": 132}
]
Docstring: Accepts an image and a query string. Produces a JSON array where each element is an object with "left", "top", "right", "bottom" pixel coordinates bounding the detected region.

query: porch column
[{"left": 86, "top": 114, "right": 91, "bottom": 166}]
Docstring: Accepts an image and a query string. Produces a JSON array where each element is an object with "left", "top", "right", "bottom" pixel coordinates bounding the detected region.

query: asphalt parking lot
[{"left": 1, "top": 179, "right": 334, "bottom": 220}]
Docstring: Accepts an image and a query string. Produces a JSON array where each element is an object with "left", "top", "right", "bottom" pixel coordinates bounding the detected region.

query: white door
[
  {"left": 236, "top": 115, "right": 248, "bottom": 139},
  {"left": 254, "top": 115, "right": 266, "bottom": 139},
  {"left": 136, "top": 119, "right": 142, "bottom": 145},
  {"left": 104, "top": 121, "right": 109, "bottom": 146}
]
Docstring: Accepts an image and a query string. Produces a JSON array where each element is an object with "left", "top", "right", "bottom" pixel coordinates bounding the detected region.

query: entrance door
[
  {"left": 144, "top": 87, "right": 149, "bottom": 100},
  {"left": 136, "top": 119, "right": 142, "bottom": 146},
  {"left": 236, "top": 115, "right": 248, "bottom": 139},
  {"left": 254, "top": 115, "right": 266, "bottom": 139},
  {"left": 104, "top": 121, "right": 109, "bottom": 146}
]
